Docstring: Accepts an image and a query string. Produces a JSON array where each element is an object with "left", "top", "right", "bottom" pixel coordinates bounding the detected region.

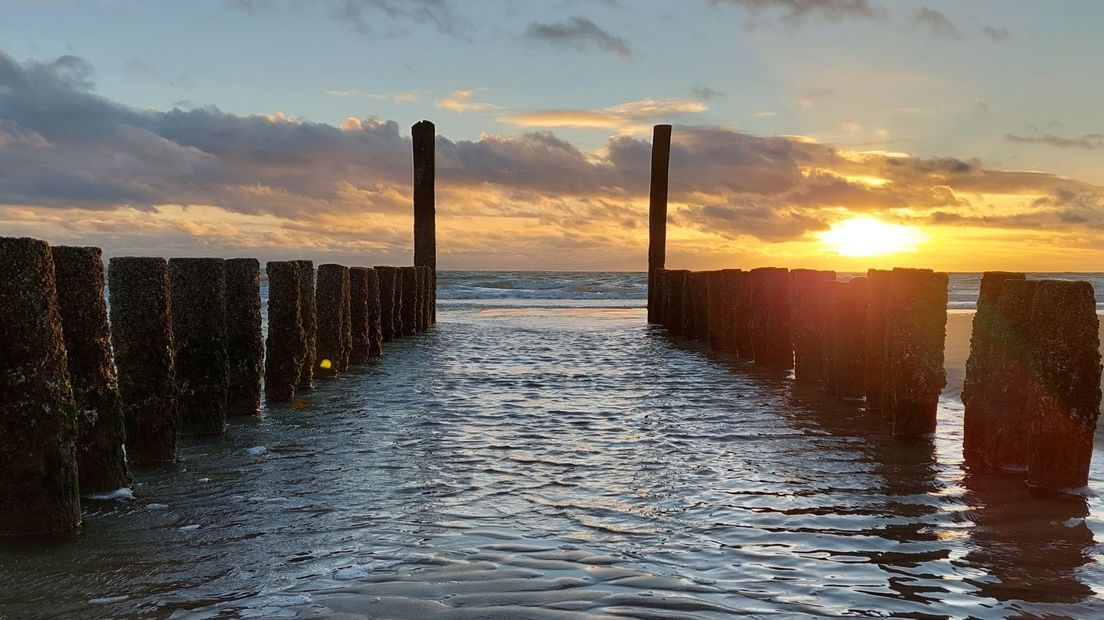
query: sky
[{"left": 3, "top": 0, "right": 1104, "bottom": 271}]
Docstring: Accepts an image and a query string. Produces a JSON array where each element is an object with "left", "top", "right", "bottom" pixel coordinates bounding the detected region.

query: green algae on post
[
  {"left": 981, "top": 279, "right": 1037, "bottom": 471},
  {"left": 0, "top": 237, "right": 81, "bottom": 537},
  {"left": 225, "top": 258, "right": 263, "bottom": 417},
  {"left": 52, "top": 245, "right": 129, "bottom": 494},
  {"left": 108, "top": 256, "right": 178, "bottom": 465},
  {"left": 169, "top": 258, "right": 229, "bottom": 436},
  {"left": 264, "top": 261, "right": 304, "bottom": 402}
]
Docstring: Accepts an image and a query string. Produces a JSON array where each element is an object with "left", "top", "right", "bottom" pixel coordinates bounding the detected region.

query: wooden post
[
  {"left": 982, "top": 279, "right": 1037, "bottom": 470},
  {"left": 413, "top": 120, "right": 437, "bottom": 325},
  {"left": 790, "top": 269, "right": 836, "bottom": 383},
  {"left": 1026, "top": 280, "right": 1101, "bottom": 490},
  {"left": 349, "top": 267, "right": 371, "bottom": 365},
  {"left": 664, "top": 269, "right": 689, "bottom": 336},
  {"left": 0, "top": 237, "right": 81, "bottom": 536},
  {"left": 293, "top": 260, "right": 316, "bottom": 391},
  {"left": 647, "top": 124, "right": 672, "bottom": 324},
  {"left": 824, "top": 277, "right": 869, "bottom": 398},
  {"left": 731, "top": 270, "right": 754, "bottom": 358},
  {"left": 315, "top": 264, "right": 348, "bottom": 378},
  {"left": 418, "top": 266, "right": 433, "bottom": 330},
  {"left": 961, "top": 272, "right": 1026, "bottom": 462},
  {"left": 652, "top": 268, "right": 668, "bottom": 326},
  {"left": 108, "top": 257, "right": 178, "bottom": 464},
  {"left": 885, "top": 268, "right": 948, "bottom": 436},
  {"left": 864, "top": 269, "right": 891, "bottom": 412},
  {"left": 400, "top": 266, "right": 418, "bottom": 337},
  {"left": 339, "top": 267, "right": 352, "bottom": 371},
  {"left": 366, "top": 268, "right": 383, "bottom": 357},
  {"left": 711, "top": 269, "right": 743, "bottom": 354},
  {"left": 52, "top": 246, "right": 129, "bottom": 493},
  {"left": 264, "top": 261, "right": 304, "bottom": 402},
  {"left": 225, "top": 258, "right": 263, "bottom": 417},
  {"left": 375, "top": 265, "right": 400, "bottom": 341},
  {"left": 169, "top": 258, "right": 229, "bottom": 436},
  {"left": 749, "top": 267, "right": 793, "bottom": 369}
]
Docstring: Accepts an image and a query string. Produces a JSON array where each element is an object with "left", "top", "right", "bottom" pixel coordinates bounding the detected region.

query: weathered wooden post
[
  {"left": 688, "top": 271, "right": 711, "bottom": 341},
  {"left": 349, "top": 267, "right": 372, "bottom": 365},
  {"left": 711, "top": 269, "right": 743, "bottom": 354},
  {"left": 864, "top": 269, "right": 891, "bottom": 411},
  {"left": 418, "top": 265, "right": 434, "bottom": 330},
  {"left": 1026, "top": 280, "right": 1101, "bottom": 490},
  {"left": 294, "top": 260, "right": 316, "bottom": 391},
  {"left": 366, "top": 267, "right": 383, "bottom": 357},
  {"left": 652, "top": 268, "right": 668, "bottom": 326},
  {"left": 961, "top": 272, "right": 1026, "bottom": 462},
  {"left": 400, "top": 266, "right": 418, "bottom": 337},
  {"left": 264, "top": 261, "right": 304, "bottom": 402},
  {"left": 52, "top": 246, "right": 129, "bottom": 493},
  {"left": 706, "top": 270, "right": 727, "bottom": 349},
  {"left": 982, "top": 279, "right": 1037, "bottom": 470},
  {"left": 1, "top": 238, "right": 81, "bottom": 536},
  {"left": 413, "top": 120, "right": 437, "bottom": 326},
  {"left": 790, "top": 269, "right": 836, "bottom": 383},
  {"left": 225, "top": 258, "right": 263, "bottom": 417},
  {"left": 731, "top": 270, "right": 754, "bottom": 358},
  {"left": 169, "top": 258, "right": 229, "bottom": 436},
  {"left": 824, "top": 277, "right": 869, "bottom": 398},
  {"left": 414, "top": 265, "right": 427, "bottom": 332},
  {"left": 885, "top": 268, "right": 948, "bottom": 436},
  {"left": 749, "top": 267, "right": 793, "bottom": 369},
  {"left": 663, "top": 269, "right": 689, "bottom": 336},
  {"left": 340, "top": 267, "right": 352, "bottom": 371},
  {"left": 315, "top": 264, "right": 348, "bottom": 378},
  {"left": 108, "top": 257, "right": 178, "bottom": 464},
  {"left": 647, "top": 124, "right": 673, "bottom": 325},
  {"left": 375, "top": 266, "right": 400, "bottom": 341}
]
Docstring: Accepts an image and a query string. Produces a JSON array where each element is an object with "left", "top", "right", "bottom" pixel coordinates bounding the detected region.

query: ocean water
[{"left": 1, "top": 271, "right": 1103, "bottom": 619}]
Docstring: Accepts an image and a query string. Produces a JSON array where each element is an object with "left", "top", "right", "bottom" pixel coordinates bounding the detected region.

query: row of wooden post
[
  {"left": 651, "top": 267, "right": 949, "bottom": 432},
  {"left": 0, "top": 120, "right": 440, "bottom": 537}
]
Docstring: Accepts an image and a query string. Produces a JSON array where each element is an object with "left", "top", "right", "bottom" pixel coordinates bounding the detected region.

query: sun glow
[{"left": 818, "top": 217, "right": 926, "bottom": 257}]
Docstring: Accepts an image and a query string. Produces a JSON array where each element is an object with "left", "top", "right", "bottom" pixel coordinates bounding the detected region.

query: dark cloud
[
  {"left": 524, "top": 17, "right": 634, "bottom": 59},
  {"left": 1006, "top": 132, "right": 1104, "bottom": 150},
  {"left": 690, "top": 86, "right": 726, "bottom": 100},
  {"left": 981, "top": 25, "right": 1010, "bottom": 42},
  {"left": 4, "top": 50, "right": 1104, "bottom": 247},
  {"left": 911, "top": 7, "right": 959, "bottom": 39},
  {"left": 230, "top": 0, "right": 470, "bottom": 38},
  {"left": 712, "top": 0, "right": 887, "bottom": 24}
]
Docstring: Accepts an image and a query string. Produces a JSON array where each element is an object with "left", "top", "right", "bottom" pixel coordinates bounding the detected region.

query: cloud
[
  {"left": 911, "top": 7, "right": 960, "bottom": 39},
  {"left": 369, "top": 91, "right": 419, "bottom": 103},
  {"left": 691, "top": 86, "right": 726, "bottom": 100},
  {"left": 499, "top": 98, "right": 707, "bottom": 130},
  {"left": 524, "top": 17, "right": 634, "bottom": 59},
  {"left": 981, "top": 25, "right": 1010, "bottom": 42},
  {"left": 713, "top": 0, "right": 887, "bottom": 25},
  {"left": 232, "top": 0, "right": 471, "bottom": 39},
  {"left": 5, "top": 49, "right": 1104, "bottom": 266},
  {"left": 325, "top": 90, "right": 358, "bottom": 97},
  {"left": 435, "top": 90, "right": 501, "bottom": 113},
  {"left": 1005, "top": 131, "right": 1104, "bottom": 150}
]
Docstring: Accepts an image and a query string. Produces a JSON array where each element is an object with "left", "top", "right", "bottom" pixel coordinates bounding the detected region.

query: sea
[{"left": 1, "top": 271, "right": 1102, "bottom": 619}]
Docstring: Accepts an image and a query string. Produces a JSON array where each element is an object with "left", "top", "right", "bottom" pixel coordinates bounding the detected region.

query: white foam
[
  {"left": 246, "top": 446, "right": 267, "bottom": 456},
  {"left": 333, "top": 560, "right": 402, "bottom": 580},
  {"left": 85, "top": 487, "right": 135, "bottom": 501},
  {"left": 179, "top": 524, "right": 200, "bottom": 532},
  {"left": 89, "top": 595, "right": 128, "bottom": 605},
  {"left": 147, "top": 503, "right": 169, "bottom": 510}
]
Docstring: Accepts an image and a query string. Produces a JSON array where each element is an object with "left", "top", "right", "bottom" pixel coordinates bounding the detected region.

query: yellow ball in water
[{"left": 319, "top": 358, "right": 332, "bottom": 369}]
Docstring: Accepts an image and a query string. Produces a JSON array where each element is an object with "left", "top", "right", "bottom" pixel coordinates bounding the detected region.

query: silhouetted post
[
  {"left": 108, "top": 257, "right": 178, "bottom": 464},
  {"left": 349, "top": 267, "right": 372, "bottom": 365},
  {"left": 731, "top": 270, "right": 754, "bottom": 358},
  {"left": 824, "top": 277, "right": 869, "bottom": 398},
  {"left": 316, "top": 264, "right": 348, "bottom": 378},
  {"left": 294, "top": 260, "right": 316, "bottom": 391},
  {"left": 1026, "top": 280, "right": 1101, "bottom": 490},
  {"left": 366, "top": 267, "right": 383, "bottom": 357},
  {"left": 961, "top": 272, "right": 1026, "bottom": 462},
  {"left": 169, "top": 258, "right": 229, "bottom": 436},
  {"left": 52, "top": 246, "right": 128, "bottom": 493},
  {"left": 647, "top": 124, "right": 672, "bottom": 324},
  {"left": 400, "top": 266, "right": 418, "bottom": 337},
  {"left": 864, "top": 269, "right": 891, "bottom": 412},
  {"left": 414, "top": 266, "right": 426, "bottom": 332},
  {"left": 749, "top": 267, "right": 793, "bottom": 369},
  {"left": 710, "top": 269, "right": 742, "bottom": 353},
  {"left": 885, "top": 268, "right": 948, "bottom": 436},
  {"left": 0, "top": 238, "right": 81, "bottom": 536},
  {"left": 225, "top": 258, "right": 263, "bottom": 417},
  {"left": 340, "top": 267, "right": 352, "bottom": 371},
  {"left": 264, "top": 261, "right": 304, "bottom": 402},
  {"left": 689, "top": 271, "right": 712, "bottom": 341},
  {"left": 982, "top": 279, "right": 1037, "bottom": 470},
  {"left": 664, "top": 270, "right": 689, "bottom": 336},
  {"left": 419, "top": 265, "right": 434, "bottom": 330},
  {"left": 790, "top": 269, "right": 836, "bottom": 383},
  {"left": 652, "top": 268, "right": 668, "bottom": 326},
  {"left": 413, "top": 120, "right": 437, "bottom": 325},
  {"left": 679, "top": 272, "right": 699, "bottom": 338},
  {"left": 375, "top": 266, "right": 400, "bottom": 340}
]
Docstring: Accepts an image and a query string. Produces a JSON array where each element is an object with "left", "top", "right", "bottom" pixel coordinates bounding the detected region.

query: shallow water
[{"left": 2, "top": 282, "right": 1104, "bottom": 618}]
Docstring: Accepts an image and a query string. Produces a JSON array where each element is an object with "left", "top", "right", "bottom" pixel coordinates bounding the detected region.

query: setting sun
[{"left": 818, "top": 217, "right": 926, "bottom": 257}]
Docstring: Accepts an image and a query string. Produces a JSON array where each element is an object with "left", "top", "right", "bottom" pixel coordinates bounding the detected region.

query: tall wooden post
[
  {"left": 413, "top": 120, "right": 436, "bottom": 324},
  {"left": 647, "top": 124, "right": 672, "bottom": 324}
]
